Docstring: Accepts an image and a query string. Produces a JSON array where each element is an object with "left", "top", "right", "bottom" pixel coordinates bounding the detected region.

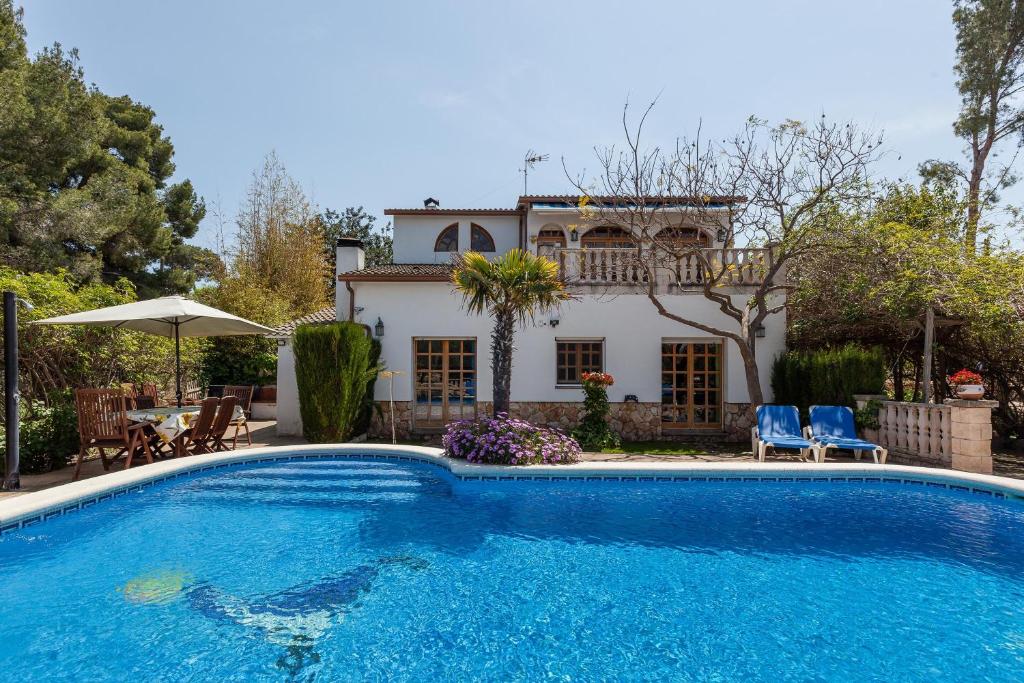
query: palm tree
[{"left": 452, "top": 249, "right": 570, "bottom": 416}]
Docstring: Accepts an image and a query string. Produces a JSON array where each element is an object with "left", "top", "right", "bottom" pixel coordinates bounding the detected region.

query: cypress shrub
[
  {"left": 293, "top": 322, "right": 380, "bottom": 442},
  {"left": 770, "top": 344, "right": 885, "bottom": 418}
]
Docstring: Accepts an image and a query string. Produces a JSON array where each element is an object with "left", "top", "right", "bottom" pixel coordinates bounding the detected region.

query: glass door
[
  {"left": 660, "top": 341, "right": 722, "bottom": 429},
  {"left": 413, "top": 339, "right": 477, "bottom": 429}
]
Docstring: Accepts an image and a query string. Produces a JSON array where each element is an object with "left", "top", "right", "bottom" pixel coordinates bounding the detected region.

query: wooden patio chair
[
  {"left": 181, "top": 379, "right": 204, "bottom": 405},
  {"left": 222, "top": 385, "right": 254, "bottom": 447},
  {"left": 210, "top": 395, "right": 238, "bottom": 452},
  {"left": 120, "top": 383, "right": 138, "bottom": 409},
  {"left": 182, "top": 397, "right": 220, "bottom": 455},
  {"left": 140, "top": 382, "right": 162, "bottom": 406},
  {"left": 73, "top": 388, "right": 153, "bottom": 480},
  {"left": 134, "top": 395, "right": 156, "bottom": 410}
]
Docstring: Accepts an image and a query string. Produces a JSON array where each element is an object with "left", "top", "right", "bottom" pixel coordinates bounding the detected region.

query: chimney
[
  {"left": 335, "top": 237, "right": 365, "bottom": 321},
  {"left": 423, "top": 197, "right": 440, "bottom": 209}
]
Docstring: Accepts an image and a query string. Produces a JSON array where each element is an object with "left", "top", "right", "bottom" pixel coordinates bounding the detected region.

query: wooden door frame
[
  {"left": 660, "top": 338, "right": 725, "bottom": 430},
  {"left": 411, "top": 337, "right": 478, "bottom": 431}
]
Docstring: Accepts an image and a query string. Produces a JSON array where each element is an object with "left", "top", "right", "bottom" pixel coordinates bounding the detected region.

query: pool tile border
[{"left": 2, "top": 444, "right": 1024, "bottom": 534}]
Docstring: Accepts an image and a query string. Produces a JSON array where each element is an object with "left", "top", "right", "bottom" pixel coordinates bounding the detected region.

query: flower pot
[{"left": 955, "top": 384, "right": 985, "bottom": 400}]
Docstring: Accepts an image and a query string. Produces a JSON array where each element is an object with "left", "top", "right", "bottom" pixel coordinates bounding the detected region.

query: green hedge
[
  {"left": 770, "top": 344, "right": 886, "bottom": 418},
  {"left": 293, "top": 322, "right": 380, "bottom": 442}
]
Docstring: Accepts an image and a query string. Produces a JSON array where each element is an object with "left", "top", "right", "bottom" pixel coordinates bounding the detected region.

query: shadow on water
[{"left": 186, "top": 555, "right": 429, "bottom": 681}]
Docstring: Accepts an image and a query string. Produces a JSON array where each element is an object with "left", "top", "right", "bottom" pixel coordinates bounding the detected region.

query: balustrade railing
[
  {"left": 875, "top": 401, "right": 952, "bottom": 466},
  {"left": 541, "top": 247, "right": 770, "bottom": 287}
]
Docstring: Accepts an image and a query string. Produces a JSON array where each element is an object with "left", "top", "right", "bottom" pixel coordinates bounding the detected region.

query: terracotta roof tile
[
  {"left": 518, "top": 194, "right": 743, "bottom": 205},
  {"left": 337, "top": 263, "right": 454, "bottom": 281},
  {"left": 383, "top": 208, "right": 520, "bottom": 216},
  {"left": 271, "top": 306, "right": 336, "bottom": 337}
]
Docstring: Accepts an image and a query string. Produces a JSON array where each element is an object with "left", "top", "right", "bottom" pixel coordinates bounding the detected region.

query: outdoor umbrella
[{"left": 33, "top": 295, "right": 276, "bottom": 406}]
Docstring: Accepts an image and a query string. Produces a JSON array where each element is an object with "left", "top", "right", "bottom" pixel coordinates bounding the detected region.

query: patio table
[{"left": 126, "top": 405, "right": 244, "bottom": 451}]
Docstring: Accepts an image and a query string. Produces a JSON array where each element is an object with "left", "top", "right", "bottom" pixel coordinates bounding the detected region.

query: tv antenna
[{"left": 520, "top": 150, "right": 548, "bottom": 195}]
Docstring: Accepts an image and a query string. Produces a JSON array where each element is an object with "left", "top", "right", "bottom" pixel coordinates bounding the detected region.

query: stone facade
[{"left": 368, "top": 400, "right": 752, "bottom": 443}]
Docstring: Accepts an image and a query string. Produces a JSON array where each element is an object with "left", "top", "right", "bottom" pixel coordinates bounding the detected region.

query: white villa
[{"left": 275, "top": 195, "right": 786, "bottom": 441}]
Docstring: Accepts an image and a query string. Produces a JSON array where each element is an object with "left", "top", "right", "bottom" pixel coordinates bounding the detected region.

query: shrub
[
  {"left": 293, "top": 322, "right": 379, "bottom": 442},
  {"left": 770, "top": 344, "right": 886, "bottom": 418},
  {"left": 0, "top": 392, "right": 79, "bottom": 475},
  {"left": 572, "top": 372, "right": 621, "bottom": 450},
  {"left": 443, "top": 414, "right": 581, "bottom": 465}
]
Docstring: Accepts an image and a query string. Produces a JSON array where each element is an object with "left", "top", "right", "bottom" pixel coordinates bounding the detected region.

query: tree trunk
[
  {"left": 735, "top": 335, "right": 764, "bottom": 423},
  {"left": 965, "top": 167, "right": 983, "bottom": 255},
  {"left": 893, "top": 351, "right": 905, "bottom": 402},
  {"left": 490, "top": 310, "right": 514, "bottom": 416}
]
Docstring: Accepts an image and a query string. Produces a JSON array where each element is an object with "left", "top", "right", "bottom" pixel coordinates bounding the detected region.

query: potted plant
[{"left": 948, "top": 369, "right": 985, "bottom": 400}]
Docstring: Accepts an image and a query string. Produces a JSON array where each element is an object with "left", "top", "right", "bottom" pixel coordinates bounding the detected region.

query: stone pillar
[{"left": 944, "top": 398, "right": 997, "bottom": 474}]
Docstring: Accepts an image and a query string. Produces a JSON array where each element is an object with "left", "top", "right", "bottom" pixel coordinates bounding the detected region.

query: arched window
[
  {"left": 581, "top": 226, "right": 635, "bottom": 248},
  {"left": 434, "top": 223, "right": 459, "bottom": 252},
  {"left": 470, "top": 224, "right": 495, "bottom": 252},
  {"left": 536, "top": 227, "right": 566, "bottom": 248},
  {"left": 655, "top": 226, "right": 710, "bottom": 247}
]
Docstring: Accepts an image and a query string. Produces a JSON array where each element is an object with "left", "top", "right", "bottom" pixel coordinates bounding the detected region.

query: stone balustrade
[
  {"left": 544, "top": 247, "right": 770, "bottom": 288},
  {"left": 855, "top": 395, "right": 997, "bottom": 474}
]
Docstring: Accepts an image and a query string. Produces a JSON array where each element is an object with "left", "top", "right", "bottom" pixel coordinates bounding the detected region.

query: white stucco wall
[
  {"left": 276, "top": 339, "right": 302, "bottom": 436},
  {"left": 348, "top": 281, "right": 784, "bottom": 406},
  {"left": 392, "top": 215, "right": 520, "bottom": 263}
]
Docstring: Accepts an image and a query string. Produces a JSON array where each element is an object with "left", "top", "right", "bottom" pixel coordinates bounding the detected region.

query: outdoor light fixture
[
  {"left": 716, "top": 227, "right": 728, "bottom": 243},
  {"left": 569, "top": 228, "right": 579, "bottom": 242},
  {"left": 624, "top": 394, "right": 638, "bottom": 403},
  {"left": 549, "top": 316, "right": 560, "bottom": 328},
  {"left": 754, "top": 324, "right": 766, "bottom": 338},
  {"left": 374, "top": 317, "right": 385, "bottom": 338}
]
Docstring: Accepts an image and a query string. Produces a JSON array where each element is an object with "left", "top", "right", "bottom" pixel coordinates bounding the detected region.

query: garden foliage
[
  {"left": 770, "top": 345, "right": 886, "bottom": 418},
  {"left": 293, "top": 322, "right": 379, "bottom": 442},
  {"left": 443, "top": 414, "right": 581, "bottom": 465},
  {"left": 572, "top": 372, "right": 620, "bottom": 450}
]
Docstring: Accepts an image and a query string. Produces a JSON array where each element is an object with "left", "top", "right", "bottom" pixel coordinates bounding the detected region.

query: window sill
[{"left": 556, "top": 384, "right": 584, "bottom": 389}]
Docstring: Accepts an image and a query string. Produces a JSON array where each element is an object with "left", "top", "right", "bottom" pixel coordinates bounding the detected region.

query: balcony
[{"left": 543, "top": 247, "right": 771, "bottom": 289}]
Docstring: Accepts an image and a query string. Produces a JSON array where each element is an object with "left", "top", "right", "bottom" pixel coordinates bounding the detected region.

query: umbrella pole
[{"left": 175, "top": 322, "right": 182, "bottom": 408}]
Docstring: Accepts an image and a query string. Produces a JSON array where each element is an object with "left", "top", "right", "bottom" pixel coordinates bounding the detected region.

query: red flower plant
[
  {"left": 948, "top": 369, "right": 983, "bottom": 387},
  {"left": 581, "top": 371, "right": 615, "bottom": 387}
]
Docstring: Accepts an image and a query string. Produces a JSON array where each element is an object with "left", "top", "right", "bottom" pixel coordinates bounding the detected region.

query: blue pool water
[{"left": 2, "top": 459, "right": 1024, "bottom": 682}]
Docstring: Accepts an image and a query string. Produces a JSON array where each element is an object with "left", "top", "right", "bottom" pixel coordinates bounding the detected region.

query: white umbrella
[{"left": 33, "top": 295, "right": 276, "bottom": 406}]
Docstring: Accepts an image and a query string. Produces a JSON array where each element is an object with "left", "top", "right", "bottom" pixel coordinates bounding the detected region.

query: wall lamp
[
  {"left": 754, "top": 324, "right": 766, "bottom": 338},
  {"left": 374, "top": 317, "right": 385, "bottom": 338}
]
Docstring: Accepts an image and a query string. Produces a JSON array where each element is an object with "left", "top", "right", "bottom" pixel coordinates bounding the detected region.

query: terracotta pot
[{"left": 955, "top": 384, "right": 985, "bottom": 400}]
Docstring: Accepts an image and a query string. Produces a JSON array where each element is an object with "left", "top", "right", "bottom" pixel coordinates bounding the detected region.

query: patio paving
[{"left": 2, "top": 424, "right": 1022, "bottom": 499}]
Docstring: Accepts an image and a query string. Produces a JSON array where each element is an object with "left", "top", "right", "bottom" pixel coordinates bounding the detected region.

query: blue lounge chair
[
  {"left": 808, "top": 405, "right": 888, "bottom": 464},
  {"left": 753, "top": 405, "right": 820, "bottom": 462}
]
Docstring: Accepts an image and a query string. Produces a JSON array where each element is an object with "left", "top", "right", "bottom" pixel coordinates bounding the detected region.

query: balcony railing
[{"left": 542, "top": 247, "right": 771, "bottom": 287}]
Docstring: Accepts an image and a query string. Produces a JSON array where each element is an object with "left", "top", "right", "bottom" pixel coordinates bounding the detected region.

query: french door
[
  {"left": 413, "top": 338, "right": 477, "bottom": 430},
  {"left": 661, "top": 341, "right": 723, "bottom": 429}
]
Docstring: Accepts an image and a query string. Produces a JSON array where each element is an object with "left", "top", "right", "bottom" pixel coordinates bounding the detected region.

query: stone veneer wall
[{"left": 368, "top": 401, "right": 753, "bottom": 443}]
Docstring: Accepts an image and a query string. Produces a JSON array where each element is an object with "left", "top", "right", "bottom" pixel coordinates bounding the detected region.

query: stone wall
[{"left": 368, "top": 400, "right": 752, "bottom": 443}]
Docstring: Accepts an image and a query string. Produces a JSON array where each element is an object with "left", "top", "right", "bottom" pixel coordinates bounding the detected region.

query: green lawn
[{"left": 599, "top": 440, "right": 727, "bottom": 456}]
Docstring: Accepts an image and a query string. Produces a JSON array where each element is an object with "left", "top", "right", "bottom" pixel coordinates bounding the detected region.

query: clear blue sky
[{"left": 22, "top": 0, "right": 987, "bottom": 250}]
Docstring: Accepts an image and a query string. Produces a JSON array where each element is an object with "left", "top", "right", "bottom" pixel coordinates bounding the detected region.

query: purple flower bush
[{"left": 443, "top": 414, "right": 582, "bottom": 465}]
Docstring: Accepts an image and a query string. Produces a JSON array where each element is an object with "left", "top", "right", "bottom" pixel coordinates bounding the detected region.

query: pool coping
[{"left": 3, "top": 443, "right": 1024, "bottom": 533}]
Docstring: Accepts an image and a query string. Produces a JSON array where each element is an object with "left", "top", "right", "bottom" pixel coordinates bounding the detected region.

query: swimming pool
[{"left": 2, "top": 454, "right": 1024, "bottom": 681}]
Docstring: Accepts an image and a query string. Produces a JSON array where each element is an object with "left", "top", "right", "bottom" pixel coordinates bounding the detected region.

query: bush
[
  {"left": 571, "top": 372, "right": 620, "bottom": 450},
  {"left": 0, "top": 392, "right": 79, "bottom": 475},
  {"left": 293, "top": 322, "right": 379, "bottom": 442},
  {"left": 771, "top": 344, "right": 886, "bottom": 418},
  {"left": 443, "top": 414, "right": 581, "bottom": 465}
]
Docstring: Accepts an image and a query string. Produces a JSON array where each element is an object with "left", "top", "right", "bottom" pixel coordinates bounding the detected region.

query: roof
[
  {"left": 517, "top": 194, "right": 744, "bottom": 206},
  {"left": 337, "top": 263, "right": 453, "bottom": 282},
  {"left": 383, "top": 208, "right": 521, "bottom": 216},
  {"left": 270, "top": 306, "right": 336, "bottom": 337}
]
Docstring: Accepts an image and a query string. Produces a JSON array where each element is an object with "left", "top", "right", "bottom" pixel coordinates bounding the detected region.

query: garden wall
[{"left": 368, "top": 401, "right": 754, "bottom": 443}]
